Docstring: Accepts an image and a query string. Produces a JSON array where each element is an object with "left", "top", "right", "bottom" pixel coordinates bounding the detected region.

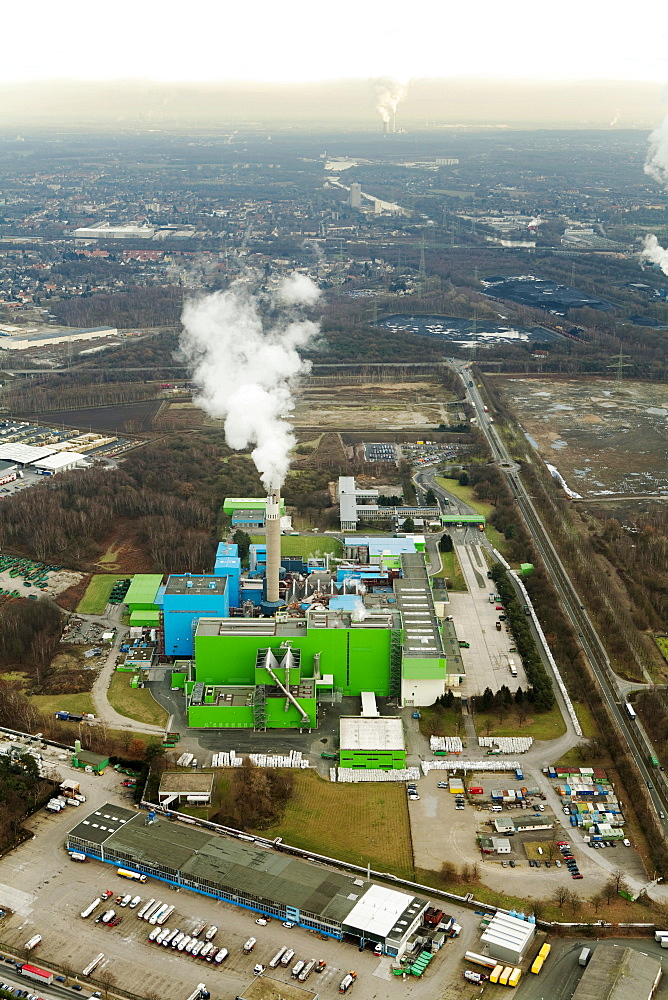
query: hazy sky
[{"left": 3, "top": 0, "right": 667, "bottom": 84}]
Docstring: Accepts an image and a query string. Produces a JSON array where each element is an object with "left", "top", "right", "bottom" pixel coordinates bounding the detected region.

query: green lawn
[
  {"left": 260, "top": 770, "right": 415, "bottom": 879},
  {"left": 77, "top": 574, "right": 129, "bottom": 614},
  {"left": 107, "top": 671, "right": 169, "bottom": 728},
  {"left": 31, "top": 691, "right": 95, "bottom": 717},
  {"left": 655, "top": 636, "right": 668, "bottom": 662},
  {"left": 473, "top": 702, "right": 567, "bottom": 740},
  {"left": 249, "top": 534, "right": 343, "bottom": 559},
  {"left": 434, "top": 549, "right": 467, "bottom": 590}
]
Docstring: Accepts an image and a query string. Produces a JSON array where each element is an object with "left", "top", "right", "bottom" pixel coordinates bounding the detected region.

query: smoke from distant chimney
[
  {"left": 640, "top": 233, "right": 668, "bottom": 276},
  {"left": 645, "top": 112, "right": 668, "bottom": 190},
  {"left": 179, "top": 273, "right": 321, "bottom": 491},
  {"left": 373, "top": 77, "right": 406, "bottom": 131}
]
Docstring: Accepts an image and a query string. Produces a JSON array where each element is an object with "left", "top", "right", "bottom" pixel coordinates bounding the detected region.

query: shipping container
[{"left": 490, "top": 965, "right": 504, "bottom": 983}]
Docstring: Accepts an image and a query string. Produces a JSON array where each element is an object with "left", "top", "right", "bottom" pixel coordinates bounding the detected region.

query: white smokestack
[
  {"left": 640, "top": 233, "right": 668, "bottom": 276},
  {"left": 265, "top": 489, "right": 281, "bottom": 605},
  {"left": 179, "top": 273, "right": 321, "bottom": 491}
]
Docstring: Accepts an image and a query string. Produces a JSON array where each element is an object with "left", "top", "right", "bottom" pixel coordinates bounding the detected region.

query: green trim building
[
  {"left": 125, "top": 574, "right": 163, "bottom": 612},
  {"left": 339, "top": 716, "right": 406, "bottom": 770}
]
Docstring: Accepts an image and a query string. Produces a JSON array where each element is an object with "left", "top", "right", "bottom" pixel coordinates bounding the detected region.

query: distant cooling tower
[{"left": 262, "top": 489, "right": 282, "bottom": 614}]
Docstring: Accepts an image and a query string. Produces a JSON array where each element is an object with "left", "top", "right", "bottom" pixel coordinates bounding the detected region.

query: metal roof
[
  {"left": 124, "top": 575, "right": 163, "bottom": 606},
  {"left": 572, "top": 946, "right": 661, "bottom": 1000},
  {"left": 68, "top": 804, "right": 136, "bottom": 846},
  {"left": 339, "top": 717, "right": 404, "bottom": 752},
  {"left": 394, "top": 554, "right": 444, "bottom": 658},
  {"left": 67, "top": 804, "right": 425, "bottom": 937},
  {"left": 165, "top": 575, "right": 227, "bottom": 596},
  {"left": 0, "top": 443, "right": 56, "bottom": 464}
]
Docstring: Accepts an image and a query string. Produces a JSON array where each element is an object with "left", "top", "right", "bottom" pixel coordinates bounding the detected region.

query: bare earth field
[
  {"left": 157, "top": 379, "right": 457, "bottom": 433},
  {"left": 497, "top": 377, "right": 668, "bottom": 498}
]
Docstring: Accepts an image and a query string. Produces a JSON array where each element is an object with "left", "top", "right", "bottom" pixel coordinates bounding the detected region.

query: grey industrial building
[
  {"left": 66, "top": 804, "right": 428, "bottom": 955},
  {"left": 572, "top": 946, "right": 661, "bottom": 1000}
]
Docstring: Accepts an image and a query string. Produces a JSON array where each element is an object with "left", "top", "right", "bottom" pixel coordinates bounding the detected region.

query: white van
[{"left": 491, "top": 805, "right": 502, "bottom": 813}]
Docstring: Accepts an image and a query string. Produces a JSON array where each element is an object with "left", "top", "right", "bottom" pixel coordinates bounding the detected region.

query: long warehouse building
[{"left": 66, "top": 804, "right": 428, "bottom": 956}]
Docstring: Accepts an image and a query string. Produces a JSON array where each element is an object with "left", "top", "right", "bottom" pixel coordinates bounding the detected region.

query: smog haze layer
[{"left": 0, "top": 79, "right": 664, "bottom": 130}]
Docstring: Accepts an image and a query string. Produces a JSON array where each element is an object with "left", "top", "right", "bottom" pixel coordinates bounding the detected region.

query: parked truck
[
  {"left": 339, "top": 972, "right": 357, "bottom": 994},
  {"left": 298, "top": 960, "right": 316, "bottom": 982},
  {"left": 19, "top": 965, "right": 53, "bottom": 986},
  {"left": 24, "top": 936, "right": 42, "bottom": 952},
  {"left": 81, "top": 898, "right": 102, "bottom": 919},
  {"left": 243, "top": 938, "right": 256, "bottom": 954}
]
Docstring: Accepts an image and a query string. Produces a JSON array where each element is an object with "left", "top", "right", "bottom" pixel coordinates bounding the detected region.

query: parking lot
[{"left": 446, "top": 540, "right": 527, "bottom": 696}]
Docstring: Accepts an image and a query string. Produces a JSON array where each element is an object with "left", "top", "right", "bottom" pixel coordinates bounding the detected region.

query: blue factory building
[
  {"left": 162, "top": 575, "right": 230, "bottom": 657},
  {"left": 214, "top": 542, "right": 241, "bottom": 608}
]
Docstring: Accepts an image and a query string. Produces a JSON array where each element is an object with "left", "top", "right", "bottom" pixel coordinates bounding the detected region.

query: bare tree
[
  {"left": 552, "top": 885, "right": 569, "bottom": 909},
  {"left": 98, "top": 969, "right": 116, "bottom": 1000}
]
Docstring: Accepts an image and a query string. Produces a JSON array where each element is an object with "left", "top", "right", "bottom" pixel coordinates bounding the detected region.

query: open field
[
  {"left": 293, "top": 379, "right": 454, "bottom": 430},
  {"left": 108, "top": 670, "right": 169, "bottom": 727},
  {"left": 471, "top": 703, "right": 567, "bottom": 740},
  {"left": 77, "top": 573, "right": 129, "bottom": 614},
  {"left": 260, "top": 770, "right": 415, "bottom": 878},
  {"left": 496, "top": 376, "right": 668, "bottom": 498},
  {"left": 26, "top": 399, "right": 162, "bottom": 433},
  {"left": 434, "top": 548, "right": 467, "bottom": 589},
  {"left": 30, "top": 690, "right": 95, "bottom": 716},
  {"left": 249, "top": 534, "right": 343, "bottom": 559}
]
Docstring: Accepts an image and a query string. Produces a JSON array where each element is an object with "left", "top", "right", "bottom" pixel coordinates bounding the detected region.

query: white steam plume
[
  {"left": 180, "top": 273, "right": 321, "bottom": 490},
  {"left": 645, "top": 113, "right": 668, "bottom": 190},
  {"left": 373, "top": 77, "right": 406, "bottom": 127},
  {"left": 640, "top": 234, "right": 668, "bottom": 276}
]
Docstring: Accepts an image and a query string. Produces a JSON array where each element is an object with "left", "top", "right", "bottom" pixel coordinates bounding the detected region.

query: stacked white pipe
[
  {"left": 430, "top": 736, "right": 464, "bottom": 753},
  {"left": 421, "top": 759, "right": 522, "bottom": 774},
  {"left": 248, "top": 750, "right": 310, "bottom": 768},
  {"left": 336, "top": 767, "right": 421, "bottom": 783},
  {"left": 211, "top": 751, "right": 242, "bottom": 767},
  {"left": 478, "top": 736, "right": 533, "bottom": 753}
]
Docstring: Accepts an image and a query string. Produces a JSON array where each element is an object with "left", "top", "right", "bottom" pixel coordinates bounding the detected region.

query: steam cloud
[
  {"left": 373, "top": 77, "right": 406, "bottom": 126},
  {"left": 640, "top": 234, "right": 668, "bottom": 276},
  {"left": 180, "top": 273, "right": 321, "bottom": 490},
  {"left": 645, "top": 113, "right": 668, "bottom": 189}
]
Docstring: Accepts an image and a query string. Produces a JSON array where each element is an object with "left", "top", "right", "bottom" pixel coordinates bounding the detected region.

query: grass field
[
  {"left": 434, "top": 549, "right": 467, "bottom": 590},
  {"left": 260, "top": 770, "right": 415, "bottom": 878},
  {"left": 77, "top": 574, "right": 129, "bottom": 614},
  {"left": 655, "top": 636, "right": 668, "bottom": 662},
  {"left": 107, "top": 671, "right": 169, "bottom": 727},
  {"left": 31, "top": 691, "right": 95, "bottom": 717},
  {"left": 472, "top": 702, "right": 567, "bottom": 740},
  {"left": 249, "top": 534, "right": 343, "bottom": 559}
]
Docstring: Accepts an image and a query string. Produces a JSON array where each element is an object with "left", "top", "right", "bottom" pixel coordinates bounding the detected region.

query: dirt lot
[{"left": 496, "top": 376, "right": 668, "bottom": 498}]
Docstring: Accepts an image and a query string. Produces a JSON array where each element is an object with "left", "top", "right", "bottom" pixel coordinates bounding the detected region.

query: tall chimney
[{"left": 265, "top": 489, "right": 281, "bottom": 605}]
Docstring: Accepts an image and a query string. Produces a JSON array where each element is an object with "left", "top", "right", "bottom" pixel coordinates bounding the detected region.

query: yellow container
[
  {"left": 490, "top": 965, "right": 504, "bottom": 983},
  {"left": 539, "top": 943, "right": 551, "bottom": 960},
  {"left": 530, "top": 956, "right": 544, "bottom": 975},
  {"left": 508, "top": 968, "right": 522, "bottom": 987},
  {"left": 499, "top": 966, "right": 513, "bottom": 986}
]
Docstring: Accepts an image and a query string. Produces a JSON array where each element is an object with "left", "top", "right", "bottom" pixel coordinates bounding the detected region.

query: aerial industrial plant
[{"left": 126, "top": 491, "right": 448, "bottom": 733}]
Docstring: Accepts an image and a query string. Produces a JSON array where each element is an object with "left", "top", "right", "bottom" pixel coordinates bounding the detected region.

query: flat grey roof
[
  {"left": 340, "top": 716, "right": 404, "bottom": 752},
  {"left": 394, "top": 554, "right": 444, "bottom": 658},
  {"left": 166, "top": 575, "right": 227, "bottom": 596},
  {"left": 572, "top": 946, "right": 661, "bottom": 1000},
  {"left": 68, "top": 804, "right": 136, "bottom": 846},
  {"left": 158, "top": 771, "right": 215, "bottom": 794},
  {"left": 67, "top": 804, "right": 425, "bottom": 934}
]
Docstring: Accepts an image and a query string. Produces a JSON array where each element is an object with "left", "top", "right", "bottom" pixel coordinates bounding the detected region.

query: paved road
[{"left": 87, "top": 608, "right": 164, "bottom": 735}]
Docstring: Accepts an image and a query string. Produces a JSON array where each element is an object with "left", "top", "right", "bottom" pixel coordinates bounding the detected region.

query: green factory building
[
  {"left": 339, "top": 716, "right": 406, "bottom": 770},
  {"left": 124, "top": 574, "right": 163, "bottom": 612},
  {"left": 182, "top": 552, "right": 447, "bottom": 730}
]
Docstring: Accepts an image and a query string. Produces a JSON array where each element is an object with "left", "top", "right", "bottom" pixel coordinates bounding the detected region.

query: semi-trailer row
[{"left": 146, "top": 929, "right": 228, "bottom": 963}]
